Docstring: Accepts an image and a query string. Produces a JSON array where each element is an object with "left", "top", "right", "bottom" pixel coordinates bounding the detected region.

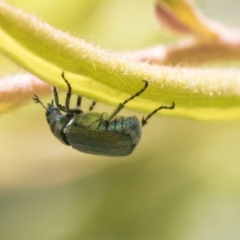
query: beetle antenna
[
  {"left": 32, "top": 94, "right": 47, "bottom": 109},
  {"left": 142, "top": 102, "right": 175, "bottom": 126}
]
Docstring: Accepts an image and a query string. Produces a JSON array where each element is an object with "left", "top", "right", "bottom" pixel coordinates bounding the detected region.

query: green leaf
[{"left": 0, "top": 1, "right": 240, "bottom": 120}]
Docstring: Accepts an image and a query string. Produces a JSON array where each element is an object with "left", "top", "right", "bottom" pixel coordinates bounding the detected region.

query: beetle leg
[
  {"left": 107, "top": 80, "right": 148, "bottom": 122},
  {"left": 61, "top": 72, "right": 72, "bottom": 113},
  {"left": 142, "top": 102, "right": 175, "bottom": 126},
  {"left": 52, "top": 86, "right": 66, "bottom": 112},
  {"left": 89, "top": 101, "right": 97, "bottom": 111},
  {"left": 76, "top": 96, "right": 82, "bottom": 108},
  {"left": 61, "top": 72, "right": 83, "bottom": 114}
]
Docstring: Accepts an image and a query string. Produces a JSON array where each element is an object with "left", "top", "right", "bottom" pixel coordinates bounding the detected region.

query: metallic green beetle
[{"left": 33, "top": 72, "right": 175, "bottom": 156}]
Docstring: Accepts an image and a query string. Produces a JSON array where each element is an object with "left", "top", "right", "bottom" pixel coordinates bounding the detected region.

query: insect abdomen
[{"left": 64, "top": 114, "right": 141, "bottom": 156}]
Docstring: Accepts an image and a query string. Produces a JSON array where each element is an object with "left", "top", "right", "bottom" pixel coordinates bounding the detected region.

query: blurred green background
[{"left": 1, "top": 0, "right": 240, "bottom": 239}]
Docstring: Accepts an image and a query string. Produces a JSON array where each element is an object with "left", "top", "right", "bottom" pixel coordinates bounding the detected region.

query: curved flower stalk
[{"left": 0, "top": 0, "right": 240, "bottom": 120}]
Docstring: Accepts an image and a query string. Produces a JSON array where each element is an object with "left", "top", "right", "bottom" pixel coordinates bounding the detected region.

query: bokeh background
[{"left": 1, "top": 0, "right": 240, "bottom": 239}]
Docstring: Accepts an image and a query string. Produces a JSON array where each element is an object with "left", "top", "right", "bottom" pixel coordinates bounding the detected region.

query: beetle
[{"left": 33, "top": 72, "right": 175, "bottom": 156}]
